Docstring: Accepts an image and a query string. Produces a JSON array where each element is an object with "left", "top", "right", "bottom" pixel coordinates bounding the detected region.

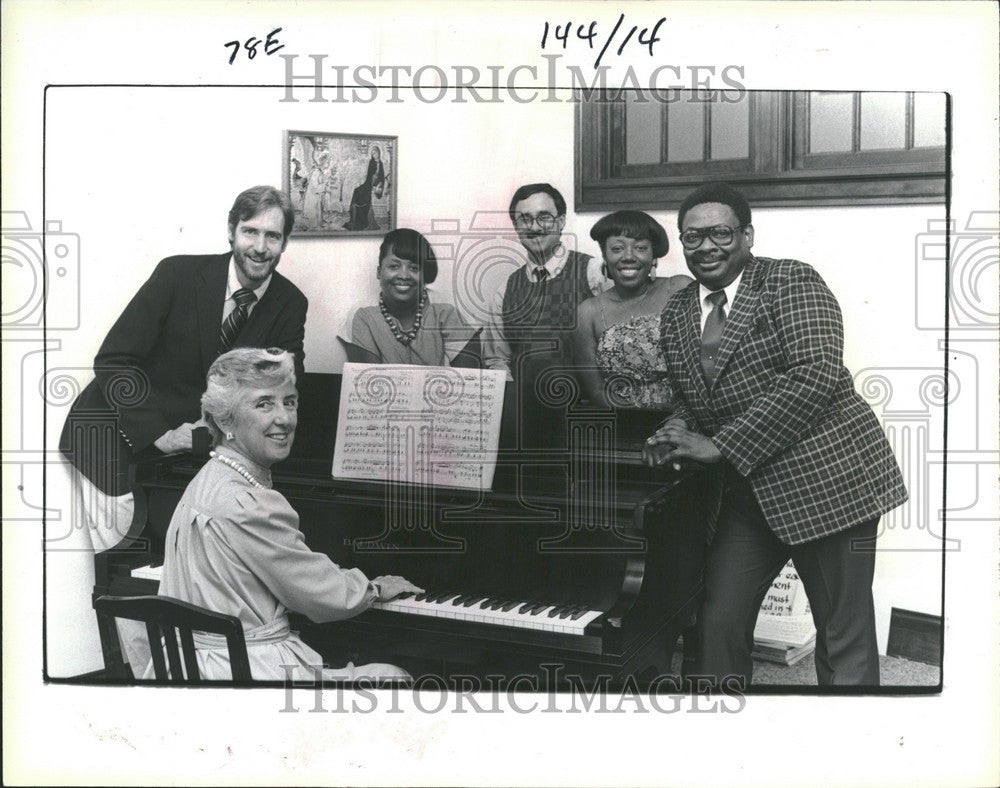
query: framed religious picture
[{"left": 283, "top": 130, "right": 397, "bottom": 237}]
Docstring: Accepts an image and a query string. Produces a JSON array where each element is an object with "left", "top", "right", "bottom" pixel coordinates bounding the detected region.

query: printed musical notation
[{"left": 332, "top": 363, "right": 507, "bottom": 490}]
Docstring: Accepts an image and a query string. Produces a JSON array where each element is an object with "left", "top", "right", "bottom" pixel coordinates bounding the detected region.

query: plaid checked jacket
[{"left": 659, "top": 256, "right": 908, "bottom": 545}]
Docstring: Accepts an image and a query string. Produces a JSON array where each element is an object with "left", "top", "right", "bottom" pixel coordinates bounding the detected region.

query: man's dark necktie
[
  {"left": 218, "top": 288, "right": 257, "bottom": 354},
  {"left": 529, "top": 267, "right": 549, "bottom": 327},
  {"left": 700, "top": 290, "right": 728, "bottom": 385}
]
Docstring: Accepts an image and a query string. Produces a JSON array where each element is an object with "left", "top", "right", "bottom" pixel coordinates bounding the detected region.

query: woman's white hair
[{"left": 201, "top": 348, "right": 296, "bottom": 446}]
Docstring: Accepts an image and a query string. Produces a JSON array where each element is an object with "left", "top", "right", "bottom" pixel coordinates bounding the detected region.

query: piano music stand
[{"left": 94, "top": 594, "right": 252, "bottom": 684}]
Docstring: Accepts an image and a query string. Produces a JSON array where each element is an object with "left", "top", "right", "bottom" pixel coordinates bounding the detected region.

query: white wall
[{"left": 44, "top": 87, "right": 946, "bottom": 675}]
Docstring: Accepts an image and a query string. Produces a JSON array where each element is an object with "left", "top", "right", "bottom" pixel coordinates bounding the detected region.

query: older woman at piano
[
  {"left": 150, "top": 347, "right": 422, "bottom": 681},
  {"left": 338, "top": 227, "right": 475, "bottom": 366}
]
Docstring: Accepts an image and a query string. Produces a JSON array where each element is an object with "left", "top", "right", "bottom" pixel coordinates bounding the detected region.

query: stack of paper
[{"left": 753, "top": 561, "right": 817, "bottom": 666}]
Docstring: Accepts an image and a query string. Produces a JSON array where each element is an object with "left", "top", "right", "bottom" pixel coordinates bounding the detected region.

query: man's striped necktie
[{"left": 218, "top": 288, "right": 257, "bottom": 354}]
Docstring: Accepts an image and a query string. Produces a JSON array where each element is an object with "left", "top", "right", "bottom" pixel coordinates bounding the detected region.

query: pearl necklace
[
  {"left": 378, "top": 289, "right": 427, "bottom": 346},
  {"left": 211, "top": 450, "right": 266, "bottom": 489}
]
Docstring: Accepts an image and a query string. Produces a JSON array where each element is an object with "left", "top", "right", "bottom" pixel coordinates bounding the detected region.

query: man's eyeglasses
[
  {"left": 679, "top": 225, "right": 745, "bottom": 249},
  {"left": 514, "top": 212, "right": 559, "bottom": 230}
]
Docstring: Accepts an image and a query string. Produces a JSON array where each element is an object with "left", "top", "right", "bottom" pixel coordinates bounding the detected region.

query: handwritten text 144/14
[{"left": 540, "top": 15, "right": 665, "bottom": 69}]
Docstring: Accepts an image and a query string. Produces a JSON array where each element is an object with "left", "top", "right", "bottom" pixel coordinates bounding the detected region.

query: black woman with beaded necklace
[
  {"left": 338, "top": 228, "right": 472, "bottom": 366},
  {"left": 572, "top": 210, "right": 693, "bottom": 409},
  {"left": 148, "top": 347, "right": 423, "bottom": 681}
]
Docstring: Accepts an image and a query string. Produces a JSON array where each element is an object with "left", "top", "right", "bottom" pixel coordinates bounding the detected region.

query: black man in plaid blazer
[{"left": 646, "top": 183, "right": 907, "bottom": 687}]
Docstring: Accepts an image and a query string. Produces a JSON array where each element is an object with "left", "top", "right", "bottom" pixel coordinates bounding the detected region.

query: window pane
[
  {"left": 809, "top": 92, "right": 854, "bottom": 153},
  {"left": 860, "top": 92, "right": 907, "bottom": 150},
  {"left": 913, "top": 93, "right": 946, "bottom": 147},
  {"left": 667, "top": 92, "right": 705, "bottom": 162},
  {"left": 625, "top": 93, "right": 662, "bottom": 165},
  {"left": 710, "top": 95, "right": 750, "bottom": 160}
]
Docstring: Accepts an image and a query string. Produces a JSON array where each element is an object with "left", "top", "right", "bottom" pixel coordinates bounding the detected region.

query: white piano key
[
  {"left": 370, "top": 595, "right": 602, "bottom": 636},
  {"left": 130, "top": 563, "right": 164, "bottom": 581}
]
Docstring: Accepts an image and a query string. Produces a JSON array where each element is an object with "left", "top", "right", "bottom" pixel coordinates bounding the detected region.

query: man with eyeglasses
[
  {"left": 483, "top": 183, "right": 605, "bottom": 380},
  {"left": 644, "top": 182, "right": 907, "bottom": 687}
]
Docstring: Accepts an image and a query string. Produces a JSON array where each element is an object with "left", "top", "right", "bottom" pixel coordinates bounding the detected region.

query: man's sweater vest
[{"left": 500, "top": 250, "right": 592, "bottom": 369}]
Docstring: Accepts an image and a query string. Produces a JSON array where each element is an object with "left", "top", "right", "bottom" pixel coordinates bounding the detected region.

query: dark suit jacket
[
  {"left": 659, "top": 256, "right": 907, "bottom": 545},
  {"left": 60, "top": 253, "right": 308, "bottom": 494}
]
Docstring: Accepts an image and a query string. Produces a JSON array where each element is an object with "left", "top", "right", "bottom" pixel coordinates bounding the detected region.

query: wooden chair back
[{"left": 94, "top": 594, "right": 252, "bottom": 683}]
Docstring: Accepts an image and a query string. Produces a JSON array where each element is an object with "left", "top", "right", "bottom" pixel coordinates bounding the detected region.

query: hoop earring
[
  {"left": 649, "top": 261, "right": 658, "bottom": 281},
  {"left": 225, "top": 431, "right": 234, "bottom": 441},
  {"left": 601, "top": 262, "right": 608, "bottom": 278}
]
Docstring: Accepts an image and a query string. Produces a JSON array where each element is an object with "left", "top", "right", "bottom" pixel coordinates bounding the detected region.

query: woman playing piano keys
[
  {"left": 148, "top": 347, "right": 422, "bottom": 681},
  {"left": 572, "top": 210, "right": 692, "bottom": 409},
  {"left": 338, "top": 228, "right": 474, "bottom": 366}
]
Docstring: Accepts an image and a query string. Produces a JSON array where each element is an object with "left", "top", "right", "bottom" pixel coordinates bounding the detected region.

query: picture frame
[{"left": 283, "top": 130, "right": 397, "bottom": 237}]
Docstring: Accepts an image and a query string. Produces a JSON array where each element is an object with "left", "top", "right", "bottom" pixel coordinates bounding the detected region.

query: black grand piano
[{"left": 94, "top": 371, "right": 712, "bottom": 690}]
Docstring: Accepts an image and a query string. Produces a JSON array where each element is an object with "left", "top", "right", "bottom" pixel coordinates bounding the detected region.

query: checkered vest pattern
[{"left": 501, "top": 250, "right": 592, "bottom": 365}]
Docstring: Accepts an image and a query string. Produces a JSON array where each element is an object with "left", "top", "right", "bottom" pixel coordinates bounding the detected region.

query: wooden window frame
[{"left": 575, "top": 90, "right": 948, "bottom": 212}]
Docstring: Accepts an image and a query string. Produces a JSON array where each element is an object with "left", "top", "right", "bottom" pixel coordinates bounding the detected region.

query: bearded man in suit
[
  {"left": 644, "top": 182, "right": 907, "bottom": 687},
  {"left": 60, "top": 185, "right": 308, "bottom": 549}
]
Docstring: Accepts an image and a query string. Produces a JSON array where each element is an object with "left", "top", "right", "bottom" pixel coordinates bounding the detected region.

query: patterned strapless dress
[{"left": 595, "top": 313, "right": 674, "bottom": 409}]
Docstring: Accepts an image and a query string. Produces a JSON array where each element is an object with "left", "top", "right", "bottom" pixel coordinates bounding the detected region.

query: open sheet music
[{"left": 332, "top": 363, "right": 506, "bottom": 490}]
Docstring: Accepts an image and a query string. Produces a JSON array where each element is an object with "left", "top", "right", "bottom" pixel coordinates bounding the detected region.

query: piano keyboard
[
  {"left": 128, "top": 566, "right": 602, "bottom": 635},
  {"left": 372, "top": 591, "right": 603, "bottom": 635}
]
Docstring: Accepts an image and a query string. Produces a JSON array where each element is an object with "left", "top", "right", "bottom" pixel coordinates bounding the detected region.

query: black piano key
[
  {"left": 569, "top": 607, "right": 590, "bottom": 620},
  {"left": 525, "top": 603, "right": 547, "bottom": 615},
  {"left": 557, "top": 607, "right": 575, "bottom": 619},
  {"left": 499, "top": 600, "right": 521, "bottom": 612},
  {"left": 547, "top": 605, "right": 567, "bottom": 618},
  {"left": 430, "top": 592, "right": 458, "bottom": 604},
  {"left": 452, "top": 594, "right": 472, "bottom": 606},
  {"left": 517, "top": 602, "right": 535, "bottom": 614},
  {"left": 488, "top": 599, "right": 509, "bottom": 611},
  {"left": 413, "top": 590, "right": 431, "bottom": 601},
  {"left": 396, "top": 592, "right": 416, "bottom": 600},
  {"left": 462, "top": 595, "right": 487, "bottom": 608},
  {"left": 150, "top": 558, "right": 164, "bottom": 568}
]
